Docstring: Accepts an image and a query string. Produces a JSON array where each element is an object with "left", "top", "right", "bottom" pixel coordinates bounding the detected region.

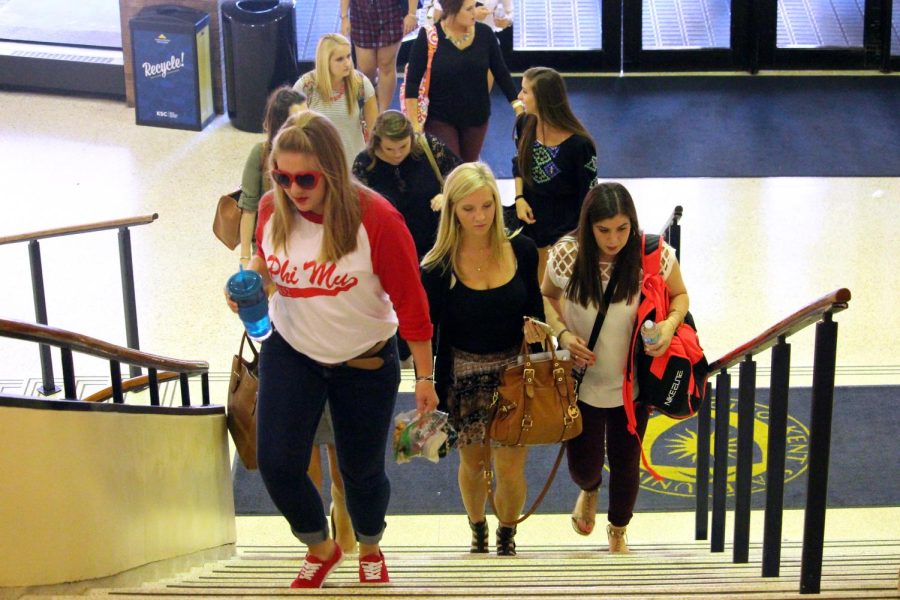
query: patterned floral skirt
[{"left": 446, "top": 345, "right": 518, "bottom": 448}]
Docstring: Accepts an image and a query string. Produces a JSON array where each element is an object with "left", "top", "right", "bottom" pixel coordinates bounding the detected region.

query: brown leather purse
[
  {"left": 227, "top": 332, "right": 258, "bottom": 469},
  {"left": 485, "top": 334, "right": 581, "bottom": 525},
  {"left": 488, "top": 338, "right": 581, "bottom": 447},
  {"left": 213, "top": 190, "right": 242, "bottom": 250}
]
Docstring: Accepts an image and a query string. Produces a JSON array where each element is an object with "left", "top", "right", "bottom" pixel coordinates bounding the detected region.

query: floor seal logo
[{"left": 636, "top": 401, "right": 810, "bottom": 497}]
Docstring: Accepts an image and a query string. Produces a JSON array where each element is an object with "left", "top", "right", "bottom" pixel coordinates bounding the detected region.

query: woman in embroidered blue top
[{"left": 512, "top": 66, "right": 597, "bottom": 284}]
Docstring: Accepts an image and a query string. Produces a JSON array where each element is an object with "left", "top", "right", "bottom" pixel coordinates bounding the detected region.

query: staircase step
[{"left": 83, "top": 539, "right": 900, "bottom": 599}]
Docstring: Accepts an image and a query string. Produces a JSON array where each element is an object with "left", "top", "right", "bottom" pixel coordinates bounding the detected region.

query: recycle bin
[
  {"left": 130, "top": 5, "right": 215, "bottom": 131},
  {"left": 222, "top": 0, "right": 299, "bottom": 133}
]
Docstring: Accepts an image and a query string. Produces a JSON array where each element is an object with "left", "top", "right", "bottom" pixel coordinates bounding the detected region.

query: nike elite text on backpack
[{"left": 622, "top": 234, "right": 709, "bottom": 479}]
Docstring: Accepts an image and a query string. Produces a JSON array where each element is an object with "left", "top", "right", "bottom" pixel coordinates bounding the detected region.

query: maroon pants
[
  {"left": 566, "top": 401, "right": 649, "bottom": 527},
  {"left": 424, "top": 118, "right": 489, "bottom": 163}
]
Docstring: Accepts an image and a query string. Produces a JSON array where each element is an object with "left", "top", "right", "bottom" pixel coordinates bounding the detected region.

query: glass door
[
  {"left": 622, "top": 0, "right": 748, "bottom": 70},
  {"left": 508, "top": 0, "right": 620, "bottom": 71},
  {"left": 757, "top": 0, "right": 892, "bottom": 69}
]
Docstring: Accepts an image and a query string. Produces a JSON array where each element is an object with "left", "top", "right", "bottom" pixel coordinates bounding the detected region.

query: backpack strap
[{"left": 621, "top": 233, "right": 666, "bottom": 481}]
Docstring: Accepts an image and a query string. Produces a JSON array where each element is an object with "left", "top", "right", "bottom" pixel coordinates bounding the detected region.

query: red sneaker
[
  {"left": 290, "top": 544, "right": 343, "bottom": 589},
  {"left": 358, "top": 551, "right": 390, "bottom": 584}
]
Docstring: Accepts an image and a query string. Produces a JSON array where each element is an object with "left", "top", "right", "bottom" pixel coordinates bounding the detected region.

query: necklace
[
  {"left": 462, "top": 246, "right": 491, "bottom": 273},
  {"left": 443, "top": 23, "right": 472, "bottom": 48}
]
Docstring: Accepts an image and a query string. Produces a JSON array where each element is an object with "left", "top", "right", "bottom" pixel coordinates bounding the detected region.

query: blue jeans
[{"left": 256, "top": 330, "right": 400, "bottom": 545}]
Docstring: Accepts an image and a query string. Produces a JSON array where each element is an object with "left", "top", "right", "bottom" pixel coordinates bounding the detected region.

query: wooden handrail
[
  {"left": 707, "top": 288, "right": 851, "bottom": 373},
  {"left": 0, "top": 318, "right": 207, "bottom": 374},
  {"left": 0, "top": 214, "right": 158, "bottom": 246}
]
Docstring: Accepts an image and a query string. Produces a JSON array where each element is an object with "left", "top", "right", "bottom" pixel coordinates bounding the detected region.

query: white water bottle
[{"left": 641, "top": 320, "right": 660, "bottom": 345}]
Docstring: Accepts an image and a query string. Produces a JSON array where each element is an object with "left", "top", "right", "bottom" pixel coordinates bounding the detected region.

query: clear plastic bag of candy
[{"left": 392, "top": 409, "right": 450, "bottom": 464}]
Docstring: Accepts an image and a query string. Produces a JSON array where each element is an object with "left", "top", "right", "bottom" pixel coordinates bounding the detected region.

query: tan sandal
[
  {"left": 607, "top": 523, "right": 629, "bottom": 554},
  {"left": 570, "top": 489, "right": 598, "bottom": 536}
]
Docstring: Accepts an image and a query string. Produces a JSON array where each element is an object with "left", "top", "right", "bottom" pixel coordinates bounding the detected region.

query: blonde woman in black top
[{"left": 421, "top": 162, "right": 545, "bottom": 556}]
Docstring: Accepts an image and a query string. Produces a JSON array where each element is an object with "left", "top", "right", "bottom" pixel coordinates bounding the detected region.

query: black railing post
[
  {"left": 60, "top": 347, "right": 76, "bottom": 399},
  {"left": 28, "top": 240, "right": 59, "bottom": 395},
  {"left": 800, "top": 313, "right": 839, "bottom": 594},
  {"left": 180, "top": 373, "right": 191, "bottom": 407},
  {"left": 695, "top": 380, "right": 712, "bottom": 540},
  {"left": 711, "top": 370, "right": 731, "bottom": 552},
  {"left": 666, "top": 207, "right": 682, "bottom": 262},
  {"left": 148, "top": 368, "right": 160, "bottom": 407},
  {"left": 110, "top": 360, "right": 124, "bottom": 403},
  {"left": 763, "top": 337, "right": 791, "bottom": 577},
  {"left": 118, "top": 227, "right": 141, "bottom": 378},
  {"left": 733, "top": 356, "right": 756, "bottom": 564},
  {"left": 201, "top": 372, "right": 210, "bottom": 406}
]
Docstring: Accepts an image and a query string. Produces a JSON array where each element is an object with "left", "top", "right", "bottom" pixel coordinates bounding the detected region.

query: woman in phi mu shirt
[{"left": 226, "top": 111, "right": 437, "bottom": 589}]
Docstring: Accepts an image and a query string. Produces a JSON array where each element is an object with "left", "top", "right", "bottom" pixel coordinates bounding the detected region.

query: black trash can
[
  {"left": 221, "top": 0, "right": 299, "bottom": 133},
  {"left": 130, "top": 5, "right": 215, "bottom": 131}
]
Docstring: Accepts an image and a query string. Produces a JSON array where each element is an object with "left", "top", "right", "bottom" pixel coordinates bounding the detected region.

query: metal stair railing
[
  {"left": 692, "top": 288, "right": 852, "bottom": 594},
  {"left": 0, "top": 317, "right": 209, "bottom": 407},
  {"left": 0, "top": 214, "right": 158, "bottom": 393}
]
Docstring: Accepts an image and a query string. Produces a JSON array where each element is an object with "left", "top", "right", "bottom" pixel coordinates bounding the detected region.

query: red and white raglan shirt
[{"left": 254, "top": 188, "right": 432, "bottom": 364}]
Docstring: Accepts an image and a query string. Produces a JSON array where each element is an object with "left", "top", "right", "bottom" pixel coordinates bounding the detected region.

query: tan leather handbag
[
  {"left": 227, "top": 332, "right": 258, "bottom": 469},
  {"left": 213, "top": 190, "right": 242, "bottom": 250},
  {"left": 488, "top": 338, "right": 581, "bottom": 447}
]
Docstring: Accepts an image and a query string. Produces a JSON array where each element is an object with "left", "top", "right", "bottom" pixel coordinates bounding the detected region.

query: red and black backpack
[{"left": 623, "top": 234, "right": 709, "bottom": 478}]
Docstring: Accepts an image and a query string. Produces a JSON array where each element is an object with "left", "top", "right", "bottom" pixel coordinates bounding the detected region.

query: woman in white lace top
[{"left": 540, "top": 182, "right": 690, "bottom": 553}]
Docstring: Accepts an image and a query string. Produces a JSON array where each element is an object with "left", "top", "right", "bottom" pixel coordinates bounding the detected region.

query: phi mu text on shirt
[{"left": 255, "top": 188, "right": 432, "bottom": 364}]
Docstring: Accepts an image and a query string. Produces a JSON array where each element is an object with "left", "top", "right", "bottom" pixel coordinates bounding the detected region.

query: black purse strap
[{"left": 582, "top": 266, "right": 620, "bottom": 359}]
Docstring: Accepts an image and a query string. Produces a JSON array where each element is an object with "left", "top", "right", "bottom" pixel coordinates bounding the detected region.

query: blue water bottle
[{"left": 227, "top": 266, "right": 272, "bottom": 341}]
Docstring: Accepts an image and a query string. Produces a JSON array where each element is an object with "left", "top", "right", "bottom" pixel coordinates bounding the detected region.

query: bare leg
[
  {"left": 326, "top": 444, "right": 358, "bottom": 554},
  {"left": 374, "top": 41, "right": 401, "bottom": 111},
  {"left": 354, "top": 46, "right": 378, "bottom": 96},
  {"left": 307, "top": 445, "right": 324, "bottom": 492},
  {"left": 491, "top": 446, "right": 528, "bottom": 525},
  {"left": 458, "top": 444, "right": 491, "bottom": 523}
]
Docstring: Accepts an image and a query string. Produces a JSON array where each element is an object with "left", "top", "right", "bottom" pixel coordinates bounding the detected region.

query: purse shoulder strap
[
  {"left": 239, "top": 331, "right": 259, "bottom": 361},
  {"left": 487, "top": 444, "right": 566, "bottom": 526},
  {"left": 418, "top": 134, "right": 443, "bottom": 186},
  {"left": 584, "top": 266, "right": 620, "bottom": 354},
  {"left": 422, "top": 25, "right": 439, "bottom": 95}
]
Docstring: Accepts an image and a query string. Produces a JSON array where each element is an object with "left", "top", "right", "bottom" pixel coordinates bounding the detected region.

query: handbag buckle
[
  {"left": 521, "top": 414, "right": 533, "bottom": 430},
  {"left": 524, "top": 367, "right": 535, "bottom": 383}
]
